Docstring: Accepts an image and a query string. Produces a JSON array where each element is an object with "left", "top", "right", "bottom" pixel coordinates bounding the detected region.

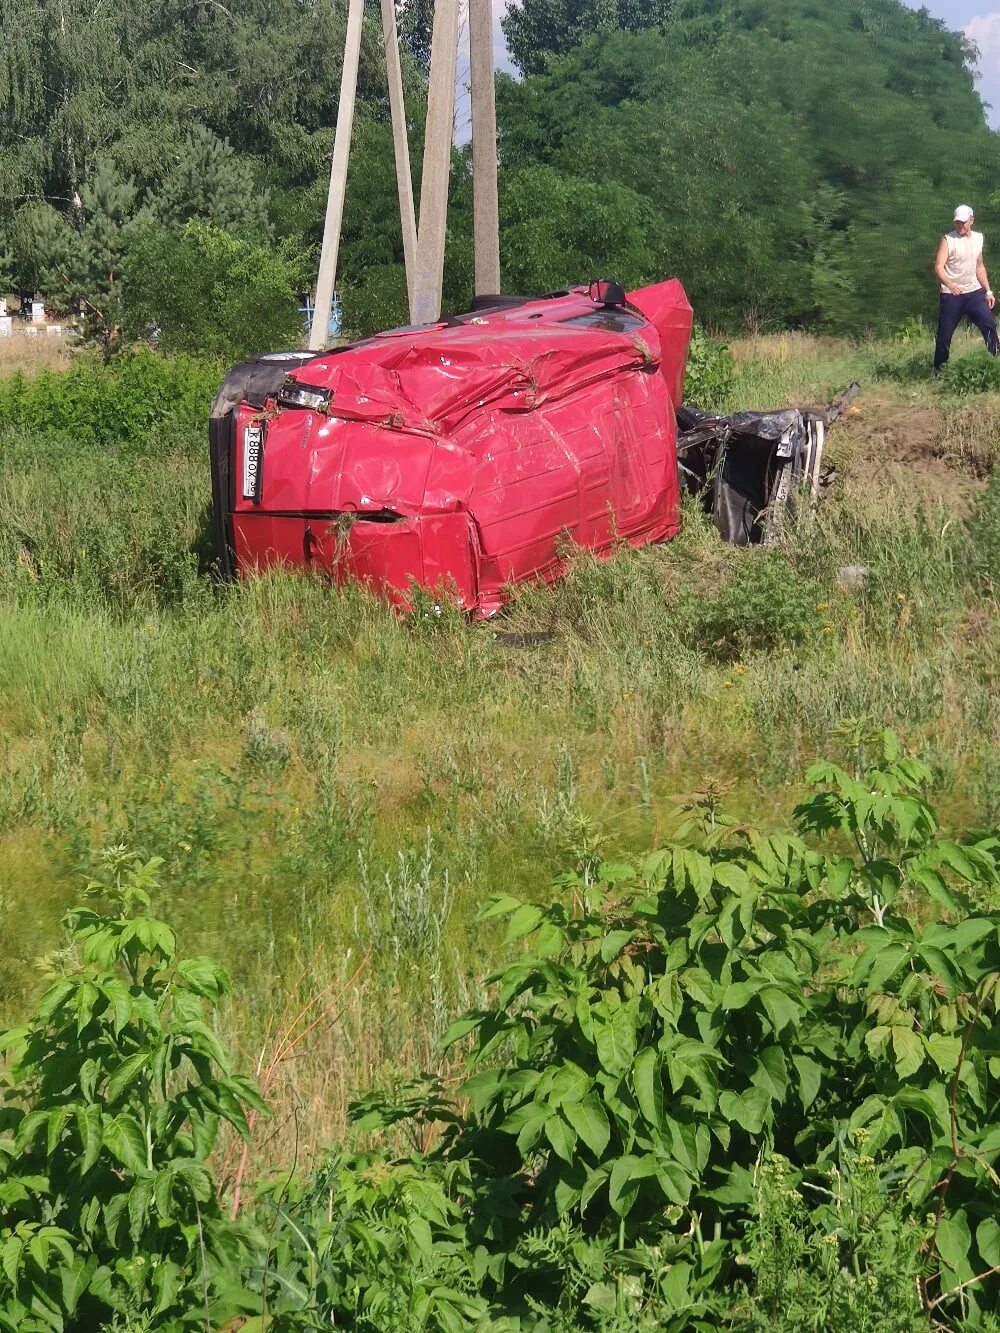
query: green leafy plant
[
  {"left": 680, "top": 548, "right": 826, "bottom": 660},
  {"left": 939, "top": 351, "right": 1000, "bottom": 396},
  {"left": 735, "top": 1145, "right": 930, "bottom": 1331},
  {"left": 2, "top": 736, "right": 999, "bottom": 1331},
  {"left": 413, "top": 727, "right": 999, "bottom": 1326},
  {"left": 0, "top": 349, "right": 218, "bottom": 451},
  {"left": 124, "top": 221, "right": 304, "bottom": 362},
  {"left": 683, "top": 326, "right": 734, "bottom": 409},
  {"left": 0, "top": 847, "right": 265, "bottom": 1331},
  {"left": 15, "top": 162, "right": 141, "bottom": 359}
]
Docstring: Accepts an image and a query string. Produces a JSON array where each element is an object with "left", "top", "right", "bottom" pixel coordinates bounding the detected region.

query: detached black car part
[{"left": 678, "top": 383, "right": 859, "bottom": 545}]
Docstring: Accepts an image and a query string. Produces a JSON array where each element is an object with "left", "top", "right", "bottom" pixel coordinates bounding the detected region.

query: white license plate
[{"left": 242, "top": 423, "right": 264, "bottom": 502}]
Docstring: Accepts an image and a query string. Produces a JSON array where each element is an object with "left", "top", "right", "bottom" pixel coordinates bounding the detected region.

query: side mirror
[{"left": 589, "top": 278, "right": 626, "bottom": 308}]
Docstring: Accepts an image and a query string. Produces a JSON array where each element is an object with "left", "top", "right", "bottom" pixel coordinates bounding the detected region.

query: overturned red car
[{"left": 209, "top": 279, "right": 693, "bottom": 615}]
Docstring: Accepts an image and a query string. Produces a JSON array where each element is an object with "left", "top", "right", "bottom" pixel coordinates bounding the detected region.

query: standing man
[{"left": 934, "top": 204, "right": 998, "bottom": 373}]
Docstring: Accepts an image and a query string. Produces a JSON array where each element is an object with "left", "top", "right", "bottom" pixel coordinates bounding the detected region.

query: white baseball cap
[{"left": 954, "top": 204, "right": 975, "bottom": 222}]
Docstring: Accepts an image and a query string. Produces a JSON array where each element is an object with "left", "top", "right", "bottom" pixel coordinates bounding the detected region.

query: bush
[
  {"left": 939, "top": 349, "right": 1000, "bottom": 395},
  {"left": 0, "top": 350, "right": 218, "bottom": 451},
  {"left": 339, "top": 264, "right": 410, "bottom": 341},
  {"left": 0, "top": 352, "right": 219, "bottom": 607},
  {"left": 683, "top": 325, "right": 734, "bottom": 408},
  {"left": 680, "top": 547, "right": 826, "bottom": 660},
  {"left": 2, "top": 736, "right": 999, "bottom": 1329},
  {"left": 263, "top": 729, "right": 1000, "bottom": 1330},
  {"left": 0, "top": 850, "right": 264, "bottom": 1331},
  {"left": 124, "top": 221, "right": 305, "bottom": 362},
  {"left": 499, "top": 164, "right": 659, "bottom": 295}
]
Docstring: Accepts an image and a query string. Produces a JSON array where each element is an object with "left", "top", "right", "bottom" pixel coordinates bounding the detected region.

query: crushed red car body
[{"left": 209, "top": 280, "right": 693, "bottom": 615}]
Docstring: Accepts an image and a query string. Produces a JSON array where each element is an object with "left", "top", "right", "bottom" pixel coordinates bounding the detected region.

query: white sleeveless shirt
[{"left": 940, "top": 230, "right": 984, "bottom": 294}]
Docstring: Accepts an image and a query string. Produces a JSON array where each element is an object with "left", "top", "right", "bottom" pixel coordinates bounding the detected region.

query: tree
[
  {"left": 0, "top": 238, "right": 12, "bottom": 295},
  {"left": 124, "top": 221, "right": 304, "bottom": 362},
  {"left": 153, "top": 127, "right": 270, "bottom": 237},
  {"left": 497, "top": 2, "right": 1000, "bottom": 332},
  {"left": 502, "top": 0, "right": 673, "bottom": 75},
  {"left": 500, "top": 164, "right": 657, "bottom": 292},
  {"left": 4, "top": 0, "right": 999, "bottom": 339},
  {"left": 18, "top": 162, "right": 140, "bottom": 357}
]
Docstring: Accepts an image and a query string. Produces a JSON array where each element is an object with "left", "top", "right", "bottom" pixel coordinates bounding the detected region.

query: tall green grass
[{"left": 0, "top": 337, "right": 996, "bottom": 1152}]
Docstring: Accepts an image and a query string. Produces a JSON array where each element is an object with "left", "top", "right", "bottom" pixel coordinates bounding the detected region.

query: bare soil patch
[{"left": 828, "top": 392, "right": 992, "bottom": 505}]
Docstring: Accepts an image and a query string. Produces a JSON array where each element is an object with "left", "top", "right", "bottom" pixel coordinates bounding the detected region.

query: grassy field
[
  {"left": 0, "top": 329, "right": 996, "bottom": 1169},
  {"left": 0, "top": 330, "right": 72, "bottom": 377}
]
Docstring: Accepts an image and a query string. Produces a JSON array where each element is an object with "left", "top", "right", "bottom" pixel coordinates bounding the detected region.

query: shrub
[
  {"left": 0, "top": 849, "right": 265, "bottom": 1331},
  {"left": 266, "top": 730, "right": 1000, "bottom": 1330},
  {"left": 339, "top": 264, "right": 410, "bottom": 341},
  {"left": 683, "top": 325, "right": 734, "bottom": 408},
  {"left": 124, "top": 221, "right": 305, "bottom": 363},
  {"left": 939, "top": 350, "right": 1000, "bottom": 395},
  {"left": 0, "top": 349, "right": 218, "bottom": 451},
  {"left": 680, "top": 547, "right": 826, "bottom": 660},
  {"left": 3, "top": 737, "right": 1000, "bottom": 1330}
]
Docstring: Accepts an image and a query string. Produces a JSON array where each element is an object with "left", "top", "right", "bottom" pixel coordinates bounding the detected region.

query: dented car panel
[{"left": 212, "top": 279, "right": 693, "bottom": 613}]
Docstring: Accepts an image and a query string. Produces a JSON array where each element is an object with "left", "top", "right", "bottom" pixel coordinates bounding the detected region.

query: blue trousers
[{"left": 934, "top": 288, "right": 999, "bottom": 370}]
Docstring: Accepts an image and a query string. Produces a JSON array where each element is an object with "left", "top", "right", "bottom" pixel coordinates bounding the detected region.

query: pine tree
[
  {"left": 22, "top": 161, "right": 139, "bottom": 357},
  {"left": 154, "top": 127, "right": 270, "bottom": 236}
]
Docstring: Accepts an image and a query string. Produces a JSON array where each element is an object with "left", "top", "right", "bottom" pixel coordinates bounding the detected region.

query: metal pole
[
  {"left": 309, "top": 0, "right": 365, "bottom": 352},
  {"left": 469, "top": 0, "right": 500, "bottom": 296},
  {"left": 411, "top": 0, "right": 460, "bottom": 325},
  {"left": 381, "top": 0, "right": 419, "bottom": 318}
]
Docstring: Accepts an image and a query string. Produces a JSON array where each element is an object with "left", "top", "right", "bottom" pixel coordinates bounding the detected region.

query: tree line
[{"left": 0, "top": 0, "right": 997, "bottom": 353}]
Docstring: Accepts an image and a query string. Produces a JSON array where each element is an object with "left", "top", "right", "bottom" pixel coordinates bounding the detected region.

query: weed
[
  {"left": 680, "top": 547, "right": 827, "bottom": 661},
  {"left": 965, "top": 470, "right": 1000, "bottom": 600},
  {"left": 940, "top": 349, "right": 1000, "bottom": 395},
  {"left": 684, "top": 326, "right": 734, "bottom": 408},
  {"left": 738, "top": 1149, "right": 930, "bottom": 1331},
  {"left": 355, "top": 830, "right": 454, "bottom": 966}
]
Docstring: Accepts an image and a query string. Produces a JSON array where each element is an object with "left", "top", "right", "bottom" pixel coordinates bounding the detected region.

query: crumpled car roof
[{"left": 213, "top": 279, "right": 694, "bottom": 615}]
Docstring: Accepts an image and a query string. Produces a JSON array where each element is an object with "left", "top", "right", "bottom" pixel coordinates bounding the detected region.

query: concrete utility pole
[
  {"left": 381, "top": 0, "right": 419, "bottom": 315},
  {"left": 469, "top": 0, "right": 500, "bottom": 297},
  {"left": 411, "top": 0, "right": 461, "bottom": 325},
  {"left": 312, "top": 0, "right": 502, "bottom": 337},
  {"left": 309, "top": 0, "right": 365, "bottom": 351}
]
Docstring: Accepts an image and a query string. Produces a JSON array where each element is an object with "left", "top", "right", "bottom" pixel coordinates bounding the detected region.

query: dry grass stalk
[
  {"left": 0, "top": 332, "right": 73, "bottom": 378},
  {"left": 225, "top": 951, "right": 370, "bottom": 1218}
]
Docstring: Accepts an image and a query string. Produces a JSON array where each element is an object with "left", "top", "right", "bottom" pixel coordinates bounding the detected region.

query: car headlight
[{"left": 277, "top": 379, "right": 331, "bottom": 412}]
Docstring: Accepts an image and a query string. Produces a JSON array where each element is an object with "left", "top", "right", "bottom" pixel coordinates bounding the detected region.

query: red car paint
[{"left": 228, "top": 280, "right": 693, "bottom": 615}]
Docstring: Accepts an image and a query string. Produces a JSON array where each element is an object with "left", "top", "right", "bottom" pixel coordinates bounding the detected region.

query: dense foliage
[
  {"left": 0, "top": 850, "right": 266, "bottom": 1330},
  {"left": 497, "top": 0, "right": 999, "bottom": 330},
  {"left": 1, "top": 735, "right": 999, "bottom": 1329},
  {"left": 1, "top": 0, "right": 998, "bottom": 348}
]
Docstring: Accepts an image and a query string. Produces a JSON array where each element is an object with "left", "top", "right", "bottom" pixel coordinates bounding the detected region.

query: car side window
[{"left": 560, "top": 310, "right": 646, "bottom": 333}]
